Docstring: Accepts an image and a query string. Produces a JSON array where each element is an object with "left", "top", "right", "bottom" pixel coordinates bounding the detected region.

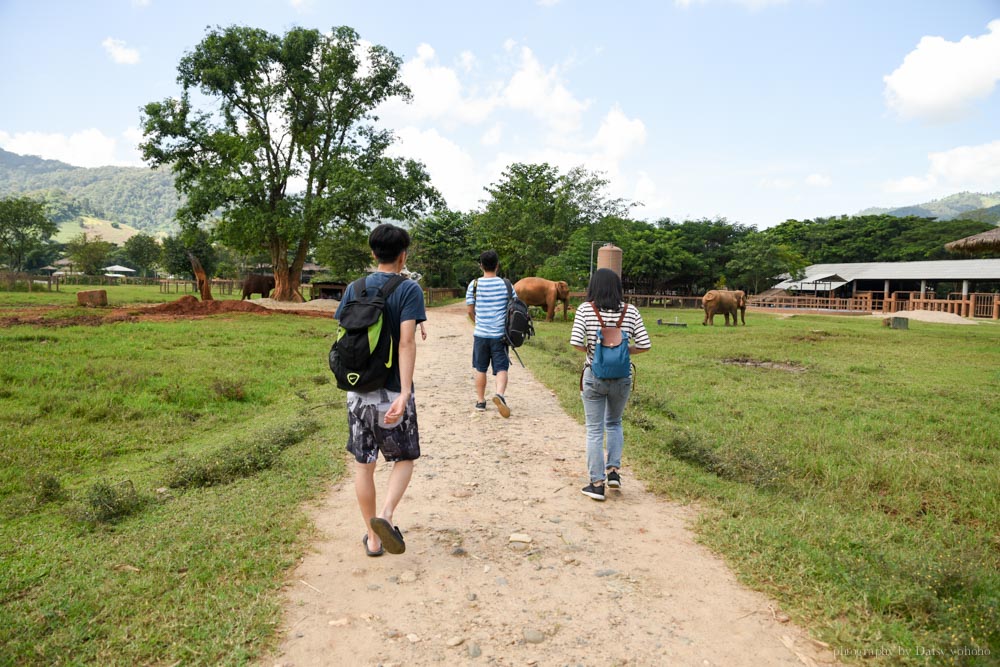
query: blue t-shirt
[
  {"left": 465, "top": 276, "right": 513, "bottom": 339},
  {"left": 334, "top": 272, "right": 426, "bottom": 393}
]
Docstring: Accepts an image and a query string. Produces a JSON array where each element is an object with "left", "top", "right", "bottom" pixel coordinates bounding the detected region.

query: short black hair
[
  {"left": 586, "top": 268, "right": 623, "bottom": 311},
  {"left": 479, "top": 250, "right": 499, "bottom": 271},
  {"left": 369, "top": 224, "right": 411, "bottom": 264}
]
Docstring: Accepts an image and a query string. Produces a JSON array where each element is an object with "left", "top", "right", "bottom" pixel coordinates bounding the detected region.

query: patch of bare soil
[
  {"left": 723, "top": 357, "right": 807, "bottom": 372},
  {"left": 264, "top": 303, "right": 840, "bottom": 667},
  {"left": 871, "top": 311, "right": 977, "bottom": 325}
]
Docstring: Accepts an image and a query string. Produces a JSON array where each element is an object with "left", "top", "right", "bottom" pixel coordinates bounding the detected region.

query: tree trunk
[
  {"left": 187, "top": 252, "right": 213, "bottom": 301},
  {"left": 269, "top": 239, "right": 304, "bottom": 302}
]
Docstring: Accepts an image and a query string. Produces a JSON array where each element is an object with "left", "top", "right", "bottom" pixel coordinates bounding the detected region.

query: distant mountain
[
  {"left": 859, "top": 191, "right": 1000, "bottom": 222},
  {"left": 955, "top": 203, "right": 1000, "bottom": 225},
  {"left": 0, "top": 148, "right": 182, "bottom": 237}
]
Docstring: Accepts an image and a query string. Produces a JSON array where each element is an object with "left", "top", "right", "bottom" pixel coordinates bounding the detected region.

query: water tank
[{"left": 596, "top": 243, "right": 622, "bottom": 277}]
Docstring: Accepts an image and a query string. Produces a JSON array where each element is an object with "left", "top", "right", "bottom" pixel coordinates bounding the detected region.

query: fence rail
[
  {"left": 749, "top": 291, "right": 1000, "bottom": 320},
  {"left": 0, "top": 272, "right": 61, "bottom": 292}
]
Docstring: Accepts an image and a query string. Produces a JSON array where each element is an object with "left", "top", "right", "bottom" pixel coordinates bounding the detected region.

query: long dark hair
[{"left": 586, "top": 268, "right": 623, "bottom": 312}]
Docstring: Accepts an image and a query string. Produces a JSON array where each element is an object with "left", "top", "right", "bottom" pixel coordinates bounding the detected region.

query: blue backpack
[{"left": 589, "top": 303, "right": 631, "bottom": 379}]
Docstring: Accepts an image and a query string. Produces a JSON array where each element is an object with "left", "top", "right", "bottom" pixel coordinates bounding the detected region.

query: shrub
[
  {"left": 72, "top": 480, "right": 146, "bottom": 524},
  {"left": 166, "top": 418, "right": 320, "bottom": 489}
]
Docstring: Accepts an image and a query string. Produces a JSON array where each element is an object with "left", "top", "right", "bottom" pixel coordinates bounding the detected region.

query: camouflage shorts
[{"left": 346, "top": 388, "right": 420, "bottom": 464}]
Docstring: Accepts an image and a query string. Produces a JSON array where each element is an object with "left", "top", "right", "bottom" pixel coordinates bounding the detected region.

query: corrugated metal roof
[
  {"left": 773, "top": 279, "right": 848, "bottom": 291},
  {"left": 793, "top": 259, "right": 1000, "bottom": 282}
]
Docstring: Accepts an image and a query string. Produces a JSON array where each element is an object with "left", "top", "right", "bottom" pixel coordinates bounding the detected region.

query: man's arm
[
  {"left": 385, "top": 319, "right": 417, "bottom": 424},
  {"left": 467, "top": 304, "right": 476, "bottom": 322}
]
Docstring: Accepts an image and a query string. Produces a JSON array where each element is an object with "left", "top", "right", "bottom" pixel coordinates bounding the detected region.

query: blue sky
[{"left": 1, "top": 0, "right": 998, "bottom": 228}]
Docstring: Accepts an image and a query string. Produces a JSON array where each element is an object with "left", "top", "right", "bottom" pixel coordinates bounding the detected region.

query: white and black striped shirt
[{"left": 570, "top": 301, "right": 651, "bottom": 364}]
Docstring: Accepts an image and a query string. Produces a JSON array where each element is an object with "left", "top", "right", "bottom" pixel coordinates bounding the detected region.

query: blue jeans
[{"left": 580, "top": 367, "right": 632, "bottom": 484}]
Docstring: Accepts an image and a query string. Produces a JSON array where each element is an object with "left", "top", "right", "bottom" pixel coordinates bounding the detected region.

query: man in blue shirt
[
  {"left": 334, "top": 224, "right": 426, "bottom": 557},
  {"left": 465, "top": 250, "right": 513, "bottom": 418}
]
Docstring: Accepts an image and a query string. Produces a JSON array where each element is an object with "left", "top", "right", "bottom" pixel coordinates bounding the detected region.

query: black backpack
[
  {"left": 329, "top": 274, "right": 406, "bottom": 392},
  {"left": 503, "top": 278, "right": 534, "bottom": 348}
]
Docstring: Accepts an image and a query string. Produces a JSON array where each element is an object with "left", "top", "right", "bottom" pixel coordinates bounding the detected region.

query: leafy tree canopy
[
  {"left": 161, "top": 228, "right": 217, "bottom": 279},
  {"left": 65, "top": 233, "right": 116, "bottom": 275},
  {"left": 473, "top": 164, "right": 632, "bottom": 281},
  {"left": 0, "top": 195, "right": 58, "bottom": 271},
  {"left": 141, "top": 25, "right": 440, "bottom": 301},
  {"left": 123, "top": 233, "right": 162, "bottom": 278}
]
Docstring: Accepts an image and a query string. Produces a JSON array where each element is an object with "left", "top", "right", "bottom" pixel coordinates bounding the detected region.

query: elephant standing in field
[
  {"left": 241, "top": 274, "right": 275, "bottom": 300},
  {"left": 512, "top": 277, "right": 570, "bottom": 321},
  {"left": 702, "top": 289, "right": 746, "bottom": 326}
]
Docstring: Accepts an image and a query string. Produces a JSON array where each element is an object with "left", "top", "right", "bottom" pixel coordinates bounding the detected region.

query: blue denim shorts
[{"left": 472, "top": 336, "right": 510, "bottom": 374}]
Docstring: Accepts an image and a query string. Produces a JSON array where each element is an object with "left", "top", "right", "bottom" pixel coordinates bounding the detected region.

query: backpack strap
[
  {"left": 615, "top": 305, "right": 627, "bottom": 328},
  {"left": 503, "top": 277, "right": 514, "bottom": 303},
  {"left": 590, "top": 301, "right": 606, "bottom": 327},
  {"left": 472, "top": 278, "right": 478, "bottom": 300},
  {"left": 355, "top": 273, "right": 406, "bottom": 300}
]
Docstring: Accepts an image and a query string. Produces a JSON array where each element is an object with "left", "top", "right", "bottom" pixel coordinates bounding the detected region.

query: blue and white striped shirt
[{"left": 466, "top": 276, "right": 513, "bottom": 339}]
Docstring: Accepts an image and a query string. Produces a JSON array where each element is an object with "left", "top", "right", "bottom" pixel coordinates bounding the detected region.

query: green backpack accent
[{"left": 329, "top": 274, "right": 406, "bottom": 392}]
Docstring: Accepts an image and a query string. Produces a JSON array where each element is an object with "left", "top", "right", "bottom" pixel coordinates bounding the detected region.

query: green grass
[
  {"left": 522, "top": 308, "right": 1000, "bottom": 666},
  {"left": 0, "top": 283, "right": 245, "bottom": 308},
  {"left": 0, "top": 294, "right": 345, "bottom": 665}
]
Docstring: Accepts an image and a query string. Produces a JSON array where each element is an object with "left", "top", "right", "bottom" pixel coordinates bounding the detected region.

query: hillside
[
  {"left": 859, "top": 191, "right": 1000, "bottom": 221},
  {"left": 0, "top": 148, "right": 182, "bottom": 235},
  {"left": 955, "top": 203, "right": 1000, "bottom": 224},
  {"left": 54, "top": 216, "right": 147, "bottom": 245}
]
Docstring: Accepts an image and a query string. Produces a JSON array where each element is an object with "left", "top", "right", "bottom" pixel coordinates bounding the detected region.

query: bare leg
[
  {"left": 380, "top": 460, "right": 414, "bottom": 526},
  {"left": 495, "top": 370, "right": 508, "bottom": 397},
  {"left": 475, "top": 371, "right": 487, "bottom": 402},
  {"left": 355, "top": 461, "right": 380, "bottom": 550}
]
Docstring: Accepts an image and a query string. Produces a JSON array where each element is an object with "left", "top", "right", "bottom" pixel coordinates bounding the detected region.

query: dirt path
[{"left": 266, "top": 303, "right": 839, "bottom": 667}]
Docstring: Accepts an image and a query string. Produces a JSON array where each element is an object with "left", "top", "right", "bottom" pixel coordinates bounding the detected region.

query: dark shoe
[
  {"left": 475, "top": 401, "right": 487, "bottom": 411},
  {"left": 606, "top": 470, "right": 621, "bottom": 489},
  {"left": 363, "top": 534, "right": 384, "bottom": 557},
  {"left": 370, "top": 517, "right": 406, "bottom": 554},
  {"left": 493, "top": 394, "right": 510, "bottom": 418},
  {"left": 581, "top": 483, "right": 605, "bottom": 501}
]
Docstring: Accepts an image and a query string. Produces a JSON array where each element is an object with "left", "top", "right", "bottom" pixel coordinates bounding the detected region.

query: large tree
[
  {"left": 474, "top": 164, "right": 632, "bottom": 281},
  {"left": 65, "top": 233, "right": 115, "bottom": 276},
  {"left": 123, "top": 233, "right": 162, "bottom": 278},
  {"left": 140, "top": 25, "right": 439, "bottom": 301},
  {"left": 0, "top": 196, "right": 58, "bottom": 272}
]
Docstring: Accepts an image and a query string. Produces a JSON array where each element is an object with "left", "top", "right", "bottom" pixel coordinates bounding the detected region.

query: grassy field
[
  {"left": 522, "top": 308, "right": 999, "bottom": 665},
  {"left": 53, "top": 216, "right": 146, "bottom": 245},
  {"left": 2, "top": 287, "right": 998, "bottom": 665},
  {"left": 1, "top": 287, "right": 345, "bottom": 665},
  {"left": 0, "top": 282, "right": 245, "bottom": 308}
]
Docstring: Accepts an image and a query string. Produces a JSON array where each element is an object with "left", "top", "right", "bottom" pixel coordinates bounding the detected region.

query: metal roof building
[{"left": 774, "top": 259, "right": 1000, "bottom": 292}]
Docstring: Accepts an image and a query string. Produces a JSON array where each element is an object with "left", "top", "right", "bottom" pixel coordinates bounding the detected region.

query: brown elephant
[
  {"left": 702, "top": 289, "right": 746, "bottom": 326},
  {"left": 512, "top": 277, "right": 570, "bottom": 321},
  {"left": 241, "top": 274, "right": 275, "bottom": 300}
]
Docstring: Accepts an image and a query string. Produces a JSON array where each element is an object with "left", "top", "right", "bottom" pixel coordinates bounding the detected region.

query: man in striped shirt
[{"left": 465, "top": 250, "right": 514, "bottom": 417}]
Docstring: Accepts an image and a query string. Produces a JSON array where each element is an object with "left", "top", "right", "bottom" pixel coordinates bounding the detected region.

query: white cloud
[
  {"left": 592, "top": 105, "right": 646, "bottom": 162},
  {"left": 102, "top": 37, "right": 140, "bottom": 65},
  {"left": 388, "top": 127, "right": 485, "bottom": 211},
  {"left": 0, "top": 128, "right": 140, "bottom": 167},
  {"left": 385, "top": 43, "right": 498, "bottom": 125},
  {"left": 481, "top": 123, "right": 503, "bottom": 146},
  {"left": 805, "top": 173, "right": 832, "bottom": 187},
  {"left": 537, "top": 0, "right": 561, "bottom": 5},
  {"left": 131, "top": 0, "right": 151, "bottom": 6},
  {"left": 884, "top": 140, "right": 1000, "bottom": 194},
  {"left": 884, "top": 20, "right": 1000, "bottom": 123},
  {"left": 633, "top": 171, "right": 671, "bottom": 214},
  {"left": 458, "top": 50, "right": 476, "bottom": 73},
  {"left": 502, "top": 46, "right": 589, "bottom": 135}
]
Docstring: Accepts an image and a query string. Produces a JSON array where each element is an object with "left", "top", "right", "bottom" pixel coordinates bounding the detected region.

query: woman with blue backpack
[{"left": 570, "top": 268, "right": 652, "bottom": 501}]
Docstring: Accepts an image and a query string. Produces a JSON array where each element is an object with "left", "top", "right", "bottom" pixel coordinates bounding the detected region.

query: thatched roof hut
[{"left": 945, "top": 227, "right": 1000, "bottom": 255}]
